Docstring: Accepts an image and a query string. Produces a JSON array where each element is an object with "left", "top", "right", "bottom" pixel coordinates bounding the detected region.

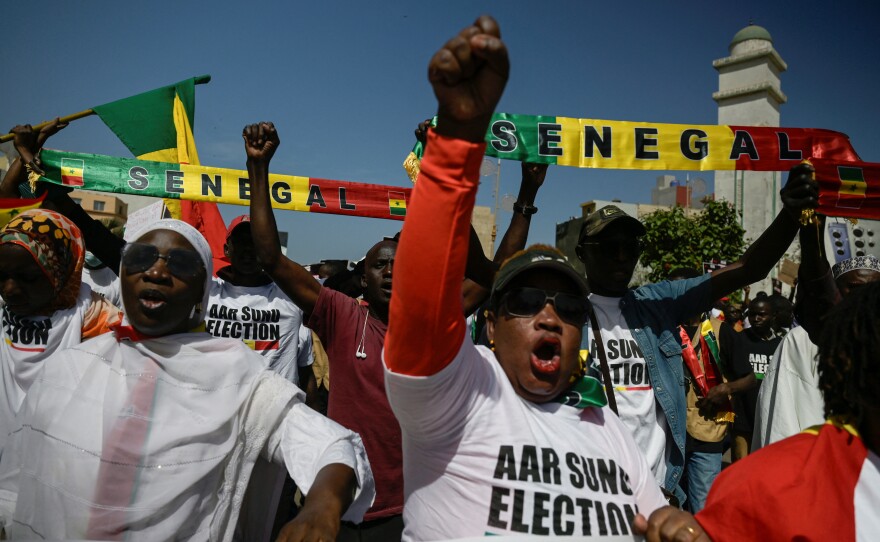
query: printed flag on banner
[
  {"left": 389, "top": 192, "right": 407, "bottom": 217},
  {"left": 0, "top": 193, "right": 46, "bottom": 228},
  {"left": 92, "top": 75, "right": 227, "bottom": 272},
  {"left": 813, "top": 159, "right": 880, "bottom": 220},
  {"left": 60, "top": 158, "right": 85, "bottom": 187}
]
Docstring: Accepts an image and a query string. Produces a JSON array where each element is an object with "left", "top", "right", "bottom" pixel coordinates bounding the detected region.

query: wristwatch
[{"left": 513, "top": 201, "right": 538, "bottom": 216}]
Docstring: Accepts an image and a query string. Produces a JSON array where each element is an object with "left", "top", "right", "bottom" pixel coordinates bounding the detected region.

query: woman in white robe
[{"left": 0, "top": 219, "right": 373, "bottom": 541}]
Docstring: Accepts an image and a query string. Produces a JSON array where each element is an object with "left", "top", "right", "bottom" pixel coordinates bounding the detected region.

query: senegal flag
[
  {"left": 0, "top": 194, "right": 46, "bottom": 228},
  {"left": 92, "top": 75, "right": 227, "bottom": 272}
]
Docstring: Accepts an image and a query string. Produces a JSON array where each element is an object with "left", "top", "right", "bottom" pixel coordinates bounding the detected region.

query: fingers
[
  {"left": 633, "top": 513, "right": 649, "bottom": 534},
  {"left": 645, "top": 506, "right": 709, "bottom": 542}
]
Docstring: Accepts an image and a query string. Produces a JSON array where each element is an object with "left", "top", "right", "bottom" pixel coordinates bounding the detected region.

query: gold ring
[{"left": 685, "top": 525, "right": 698, "bottom": 540}]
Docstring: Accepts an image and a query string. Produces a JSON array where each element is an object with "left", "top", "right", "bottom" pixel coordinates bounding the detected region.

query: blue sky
[{"left": 3, "top": 1, "right": 879, "bottom": 264}]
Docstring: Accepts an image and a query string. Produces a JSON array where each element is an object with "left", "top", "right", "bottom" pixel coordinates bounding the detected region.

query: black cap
[
  {"left": 578, "top": 205, "right": 646, "bottom": 244},
  {"left": 490, "top": 246, "right": 589, "bottom": 305}
]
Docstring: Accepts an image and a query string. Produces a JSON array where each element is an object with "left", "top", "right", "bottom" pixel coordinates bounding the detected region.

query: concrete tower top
[{"left": 729, "top": 24, "right": 773, "bottom": 55}]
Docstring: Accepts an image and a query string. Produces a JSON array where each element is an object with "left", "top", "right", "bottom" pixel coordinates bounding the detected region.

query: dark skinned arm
[
  {"left": 634, "top": 506, "right": 712, "bottom": 542},
  {"left": 794, "top": 213, "right": 838, "bottom": 341},
  {"left": 709, "top": 163, "right": 817, "bottom": 300},
  {"left": 461, "top": 162, "right": 547, "bottom": 315},
  {"left": 244, "top": 123, "right": 322, "bottom": 314},
  {"left": 8, "top": 121, "right": 126, "bottom": 271},
  {"left": 696, "top": 373, "right": 756, "bottom": 419},
  {"left": 275, "top": 463, "right": 356, "bottom": 542}
]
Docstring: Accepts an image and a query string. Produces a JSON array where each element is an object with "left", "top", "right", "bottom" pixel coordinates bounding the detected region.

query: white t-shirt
[
  {"left": 384, "top": 332, "right": 666, "bottom": 541},
  {"left": 81, "top": 266, "right": 122, "bottom": 308},
  {"left": 206, "top": 278, "right": 311, "bottom": 385},
  {"left": 586, "top": 294, "right": 670, "bottom": 486}
]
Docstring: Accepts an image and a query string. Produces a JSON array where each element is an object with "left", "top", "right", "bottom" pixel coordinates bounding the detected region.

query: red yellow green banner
[
  {"left": 482, "top": 113, "right": 862, "bottom": 171},
  {"left": 36, "top": 149, "right": 410, "bottom": 221},
  {"left": 813, "top": 159, "right": 880, "bottom": 220}
]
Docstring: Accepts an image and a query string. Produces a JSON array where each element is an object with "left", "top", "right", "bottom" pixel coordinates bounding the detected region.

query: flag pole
[{"left": 0, "top": 109, "right": 96, "bottom": 143}]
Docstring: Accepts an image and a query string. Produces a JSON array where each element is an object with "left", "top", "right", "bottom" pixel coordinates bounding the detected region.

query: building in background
[{"left": 69, "top": 191, "right": 128, "bottom": 224}]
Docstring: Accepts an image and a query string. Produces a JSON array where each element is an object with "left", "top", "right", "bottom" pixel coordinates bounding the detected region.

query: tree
[{"left": 640, "top": 199, "right": 746, "bottom": 284}]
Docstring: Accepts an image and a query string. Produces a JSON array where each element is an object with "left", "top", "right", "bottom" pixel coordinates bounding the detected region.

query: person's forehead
[
  {"left": 587, "top": 225, "right": 638, "bottom": 242},
  {"left": 367, "top": 241, "right": 397, "bottom": 261},
  {"left": 750, "top": 300, "right": 772, "bottom": 311},
  {"left": 136, "top": 229, "right": 196, "bottom": 252},
  {"left": 839, "top": 268, "right": 880, "bottom": 284}
]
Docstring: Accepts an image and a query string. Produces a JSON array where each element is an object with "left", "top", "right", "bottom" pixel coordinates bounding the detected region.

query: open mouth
[
  {"left": 531, "top": 336, "right": 562, "bottom": 376},
  {"left": 381, "top": 283, "right": 393, "bottom": 296},
  {"left": 138, "top": 289, "right": 168, "bottom": 312}
]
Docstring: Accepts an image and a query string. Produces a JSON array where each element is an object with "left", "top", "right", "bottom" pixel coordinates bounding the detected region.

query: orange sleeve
[
  {"left": 81, "top": 291, "right": 123, "bottom": 339},
  {"left": 385, "top": 130, "right": 486, "bottom": 376}
]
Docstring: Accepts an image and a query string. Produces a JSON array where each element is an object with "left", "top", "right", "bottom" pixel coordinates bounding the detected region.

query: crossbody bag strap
[{"left": 589, "top": 307, "right": 619, "bottom": 415}]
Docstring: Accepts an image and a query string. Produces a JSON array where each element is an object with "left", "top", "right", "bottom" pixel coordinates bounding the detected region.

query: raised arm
[
  {"left": 385, "top": 15, "right": 509, "bottom": 377},
  {"left": 709, "top": 163, "right": 816, "bottom": 300},
  {"left": 461, "top": 162, "right": 547, "bottom": 314},
  {"left": 243, "top": 123, "right": 322, "bottom": 314}
]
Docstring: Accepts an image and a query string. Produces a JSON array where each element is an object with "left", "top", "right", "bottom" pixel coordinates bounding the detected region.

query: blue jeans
[{"left": 685, "top": 448, "right": 722, "bottom": 513}]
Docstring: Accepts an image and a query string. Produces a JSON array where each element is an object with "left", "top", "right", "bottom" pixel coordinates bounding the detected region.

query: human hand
[
  {"left": 634, "top": 506, "right": 711, "bottom": 542},
  {"left": 10, "top": 125, "right": 38, "bottom": 164},
  {"left": 243, "top": 122, "right": 280, "bottom": 166},
  {"left": 743, "top": 285, "right": 750, "bottom": 295},
  {"left": 780, "top": 163, "right": 818, "bottom": 219},
  {"left": 429, "top": 15, "right": 509, "bottom": 142},
  {"left": 414, "top": 117, "right": 434, "bottom": 145},
  {"left": 696, "top": 383, "right": 729, "bottom": 419},
  {"left": 521, "top": 162, "right": 548, "bottom": 190},
  {"left": 35, "top": 117, "right": 69, "bottom": 148},
  {"left": 275, "top": 504, "right": 340, "bottom": 542}
]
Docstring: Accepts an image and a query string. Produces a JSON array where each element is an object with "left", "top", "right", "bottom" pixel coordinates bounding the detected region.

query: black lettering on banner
[
  {"left": 620, "top": 468, "right": 634, "bottom": 496},
  {"left": 487, "top": 486, "right": 509, "bottom": 528},
  {"left": 574, "top": 498, "right": 593, "bottom": 536},
  {"left": 610, "top": 363, "right": 622, "bottom": 383},
  {"left": 634, "top": 128, "right": 659, "bottom": 159},
  {"left": 231, "top": 322, "right": 242, "bottom": 337},
  {"left": 729, "top": 130, "right": 760, "bottom": 160},
  {"left": 594, "top": 497, "right": 608, "bottom": 536},
  {"left": 584, "top": 126, "right": 612, "bottom": 158},
  {"left": 3, "top": 311, "right": 51, "bottom": 346},
  {"left": 680, "top": 129, "right": 708, "bottom": 160},
  {"left": 538, "top": 123, "right": 563, "bottom": 156},
  {"left": 494, "top": 445, "right": 517, "bottom": 480},
  {"left": 541, "top": 448, "right": 561, "bottom": 485},
  {"left": 778, "top": 132, "right": 802, "bottom": 160},
  {"left": 307, "top": 185, "right": 326, "bottom": 208},
  {"left": 583, "top": 458, "right": 600, "bottom": 491},
  {"left": 519, "top": 445, "right": 541, "bottom": 482},
  {"left": 165, "top": 170, "right": 184, "bottom": 194},
  {"left": 242, "top": 306, "right": 251, "bottom": 321},
  {"left": 490, "top": 120, "right": 518, "bottom": 152},
  {"left": 273, "top": 181, "right": 292, "bottom": 204},
  {"left": 623, "top": 503, "right": 638, "bottom": 527},
  {"left": 566, "top": 452, "right": 584, "bottom": 488},
  {"left": 339, "top": 188, "right": 356, "bottom": 210},
  {"left": 606, "top": 502, "right": 628, "bottom": 536},
  {"left": 202, "top": 174, "right": 222, "bottom": 197},
  {"left": 239, "top": 177, "right": 251, "bottom": 200},
  {"left": 597, "top": 459, "right": 618, "bottom": 494},
  {"left": 619, "top": 339, "right": 632, "bottom": 359},
  {"left": 128, "top": 166, "right": 149, "bottom": 190},
  {"left": 532, "top": 492, "right": 551, "bottom": 535},
  {"left": 510, "top": 489, "right": 529, "bottom": 533},
  {"left": 553, "top": 495, "right": 575, "bottom": 536}
]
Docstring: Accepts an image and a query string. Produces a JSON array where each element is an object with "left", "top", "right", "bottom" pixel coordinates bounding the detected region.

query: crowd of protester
[{"left": 0, "top": 14, "right": 876, "bottom": 542}]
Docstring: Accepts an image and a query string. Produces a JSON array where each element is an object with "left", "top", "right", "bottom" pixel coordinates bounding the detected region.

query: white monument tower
[{"left": 713, "top": 23, "right": 788, "bottom": 292}]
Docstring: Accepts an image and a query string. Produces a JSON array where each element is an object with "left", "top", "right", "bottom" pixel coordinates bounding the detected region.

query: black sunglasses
[
  {"left": 500, "top": 287, "right": 590, "bottom": 326},
  {"left": 121, "top": 243, "right": 205, "bottom": 281},
  {"left": 579, "top": 238, "right": 644, "bottom": 256}
]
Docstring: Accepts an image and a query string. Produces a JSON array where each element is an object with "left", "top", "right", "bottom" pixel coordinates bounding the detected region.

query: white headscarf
[{"left": 133, "top": 219, "right": 214, "bottom": 322}]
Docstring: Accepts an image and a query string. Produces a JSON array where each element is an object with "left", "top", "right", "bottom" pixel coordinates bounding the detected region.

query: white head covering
[
  {"left": 132, "top": 219, "right": 213, "bottom": 322},
  {"left": 832, "top": 255, "right": 880, "bottom": 280}
]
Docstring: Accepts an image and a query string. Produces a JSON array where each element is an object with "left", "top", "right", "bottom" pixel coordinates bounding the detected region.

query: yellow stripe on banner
[
  {"left": 553, "top": 118, "right": 738, "bottom": 170},
  {"left": 176, "top": 164, "right": 314, "bottom": 210}
]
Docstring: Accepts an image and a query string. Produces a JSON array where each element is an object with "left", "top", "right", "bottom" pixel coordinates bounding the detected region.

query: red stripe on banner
[
  {"left": 813, "top": 159, "right": 880, "bottom": 220},
  {"left": 254, "top": 340, "right": 279, "bottom": 351},
  {"left": 729, "top": 126, "right": 861, "bottom": 171},
  {"left": 307, "top": 178, "right": 412, "bottom": 221}
]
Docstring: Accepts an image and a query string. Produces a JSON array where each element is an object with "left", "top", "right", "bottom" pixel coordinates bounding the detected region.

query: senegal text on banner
[
  {"left": 39, "top": 149, "right": 411, "bottom": 221},
  {"left": 482, "top": 113, "right": 861, "bottom": 171}
]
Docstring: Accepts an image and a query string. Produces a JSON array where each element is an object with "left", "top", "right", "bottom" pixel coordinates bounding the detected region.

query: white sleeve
[
  {"left": 383, "top": 327, "right": 498, "bottom": 443},
  {"left": 263, "top": 402, "right": 375, "bottom": 523},
  {"left": 296, "top": 325, "right": 314, "bottom": 368}
]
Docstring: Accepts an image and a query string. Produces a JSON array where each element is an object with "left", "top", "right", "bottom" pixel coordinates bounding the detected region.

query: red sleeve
[{"left": 385, "top": 130, "right": 486, "bottom": 376}]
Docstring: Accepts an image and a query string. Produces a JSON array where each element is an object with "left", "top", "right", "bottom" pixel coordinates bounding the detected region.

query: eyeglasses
[
  {"left": 579, "top": 238, "right": 643, "bottom": 256},
  {"left": 500, "top": 287, "right": 591, "bottom": 326},
  {"left": 121, "top": 243, "right": 205, "bottom": 281}
]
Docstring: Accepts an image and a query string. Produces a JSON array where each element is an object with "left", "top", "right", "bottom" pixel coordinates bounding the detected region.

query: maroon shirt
[{"left": 308, "top": 288, "right": 402, "bottom": 520}]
